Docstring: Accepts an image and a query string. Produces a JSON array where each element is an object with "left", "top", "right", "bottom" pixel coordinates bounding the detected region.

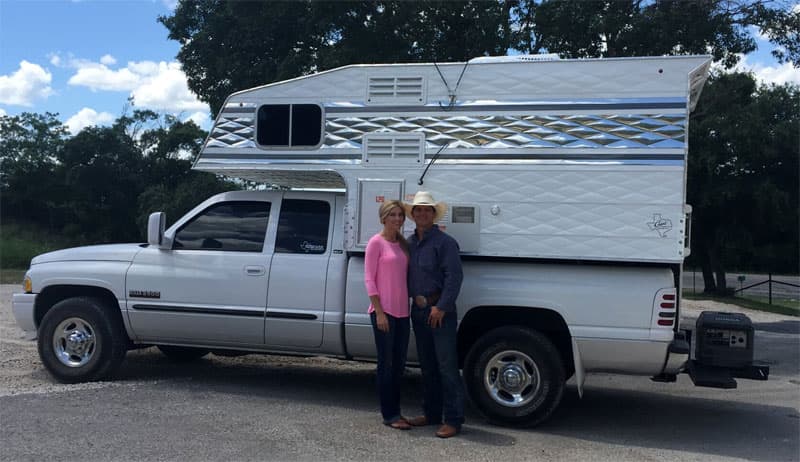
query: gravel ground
[{"left": 2, "top": 284, "right": 798, "bottom": 462}]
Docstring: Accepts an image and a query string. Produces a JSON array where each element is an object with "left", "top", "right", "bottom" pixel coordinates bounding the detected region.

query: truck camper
[{"left": 13, "top": 54, "right": 768, "bottom": 426}]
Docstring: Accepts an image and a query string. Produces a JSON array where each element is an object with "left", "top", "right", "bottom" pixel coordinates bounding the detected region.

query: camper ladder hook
[
  {"left": 417, "top": 143, "right": 447, "bottom": 185},
  {"left": 433, "top": 61, "right": 469, "bottom": 110}
]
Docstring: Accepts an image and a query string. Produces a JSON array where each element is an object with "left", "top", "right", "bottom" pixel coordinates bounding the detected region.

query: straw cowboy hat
[{"left": 403, "top": 191, "right": 448, "bottom": 222}]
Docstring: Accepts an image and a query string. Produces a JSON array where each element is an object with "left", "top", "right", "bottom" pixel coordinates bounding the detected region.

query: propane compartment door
[{"left": 357, "top": 179, "right": 404, "bottom": 247}]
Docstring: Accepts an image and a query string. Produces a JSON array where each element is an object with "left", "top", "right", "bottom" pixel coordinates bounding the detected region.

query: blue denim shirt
[{"left": 407, "top": 225, "right": 463, "bottom": 313}]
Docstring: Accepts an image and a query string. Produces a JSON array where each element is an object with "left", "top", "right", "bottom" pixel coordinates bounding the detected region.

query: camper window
[{"left": 256, "top": 104, "right": 323, "bottom": 149}]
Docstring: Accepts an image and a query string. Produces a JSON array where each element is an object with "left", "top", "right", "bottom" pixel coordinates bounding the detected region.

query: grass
[
  {"left": 683, "top": 291, "right": 800, "bottom": 317},
  {"left": 1, "top": 220, "right": 73, "bottom": 279},
  {"left": 0, "top": 269, "right": 26, "bottom": 284}
]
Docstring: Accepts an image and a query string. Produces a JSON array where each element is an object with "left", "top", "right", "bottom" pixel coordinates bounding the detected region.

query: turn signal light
[{"left": 23, "top": 275, "right": 32, "bottom": 293}]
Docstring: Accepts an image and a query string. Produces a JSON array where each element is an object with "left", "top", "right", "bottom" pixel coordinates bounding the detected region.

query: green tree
[
  {"left": 688, "top": 73, "right": 799, "bottom": 292},
  {"left": 512, "top": 0, "right": 799, "bottom": 67},
  {"left": 159, "top": 0, "right": 511, "bottom": 116},
  {"left": 0, "top": 113, "right": 67, "bottom": 230},
  {"left": 58, "top": 126, "right": 146, "bottom": 243}
]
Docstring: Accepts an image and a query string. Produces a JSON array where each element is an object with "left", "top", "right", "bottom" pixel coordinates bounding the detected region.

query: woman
[{"left": 364, "top": 200, "right": 411, "bottom": 430}]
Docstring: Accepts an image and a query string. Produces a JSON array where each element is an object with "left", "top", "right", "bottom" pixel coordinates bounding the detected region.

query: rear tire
[
  {"left": 37, "top": 297, "right": 128, "bottom": 383},
  {"left": 157, "top": 345, "right": 210, "bottom": 362},
  {"left": 464, "top": 326, "right": 565, "bottom": 427}
]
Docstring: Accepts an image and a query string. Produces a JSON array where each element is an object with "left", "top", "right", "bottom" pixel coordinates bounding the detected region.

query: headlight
[{"left": 23, "top": 275, "right": 32, "bottom": 293}]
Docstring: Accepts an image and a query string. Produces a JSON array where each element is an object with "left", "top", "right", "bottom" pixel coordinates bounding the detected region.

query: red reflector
[
  {"left": 660, "top": 302, "right": 675, "bottom": 309},
  {"left": 663, "top": 294, "right": 676, "bottom": 300},
  {"left": 658, "top": 319, "right": 674, "bottom": 326}
]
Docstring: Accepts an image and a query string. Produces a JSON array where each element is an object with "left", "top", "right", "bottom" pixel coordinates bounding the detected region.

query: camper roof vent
[
  {"left": 363, "top": 132, "right": 425, "bottom": 165},
  {"left": 367, "top": 76, "right": 425, "bottom": 104}
]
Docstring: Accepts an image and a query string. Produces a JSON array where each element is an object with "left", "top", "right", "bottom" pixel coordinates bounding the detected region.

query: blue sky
[{"left": 1, "top": 0, "right": 798, "bottom": 135}]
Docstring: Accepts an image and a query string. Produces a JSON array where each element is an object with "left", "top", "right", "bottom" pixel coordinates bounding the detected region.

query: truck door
[
  {"left": 264, "top": 194, "right": 332, "bottom": 348},
  {"left": 125, "top": 197, "right": 275, "bottom": 347}
]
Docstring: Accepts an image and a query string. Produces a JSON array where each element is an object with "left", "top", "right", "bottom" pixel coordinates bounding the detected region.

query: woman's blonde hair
[{"left": 378, "top": 200, "right": 408, "bottom": 255}]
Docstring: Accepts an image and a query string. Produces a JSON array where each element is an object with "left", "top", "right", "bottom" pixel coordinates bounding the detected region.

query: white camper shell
[{"left": 195, "top": 55, "right": 711, "bottom": 265}]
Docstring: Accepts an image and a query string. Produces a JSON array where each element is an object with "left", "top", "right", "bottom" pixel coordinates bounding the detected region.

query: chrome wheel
[
  {"left": 484, "top": 349, "right": 541, "bottom": 407},
  {"left": 52, "top": 317, "right": 96, "bottom": 367}
]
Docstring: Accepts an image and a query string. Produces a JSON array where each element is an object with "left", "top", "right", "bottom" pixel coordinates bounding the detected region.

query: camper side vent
[
  {"left": 367, "top": 76, "right": 425, "bottom": 104},
  {"left": 363, "top": 133, "right": 425, "bottom": 165}
]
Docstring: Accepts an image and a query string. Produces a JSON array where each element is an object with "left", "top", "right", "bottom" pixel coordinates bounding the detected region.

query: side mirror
[{"left": 147, "top": 212, "right": 166, "bottom": 247}]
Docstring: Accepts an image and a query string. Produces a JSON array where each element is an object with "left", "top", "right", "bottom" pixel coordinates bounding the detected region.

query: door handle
[{"left": 244, "top": 265, "right": 266, "bottom": 276}]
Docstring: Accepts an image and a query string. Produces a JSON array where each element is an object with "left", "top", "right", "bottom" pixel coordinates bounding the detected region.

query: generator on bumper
[{"left": 686, "top": 311, "right": 770, "bottom": 388}]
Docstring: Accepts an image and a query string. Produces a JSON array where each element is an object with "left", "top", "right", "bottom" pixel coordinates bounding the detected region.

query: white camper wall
[{"left": 195, "top": 55, "right": 710, "bottom": 265}]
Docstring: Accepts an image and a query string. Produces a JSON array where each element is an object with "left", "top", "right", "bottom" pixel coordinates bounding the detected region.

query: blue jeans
[
  {"left": 370, "top": 312, "right": 410, "bottom": 424},
  {"left": 411, "top": 306, "right": 465, "bottom": 429}
]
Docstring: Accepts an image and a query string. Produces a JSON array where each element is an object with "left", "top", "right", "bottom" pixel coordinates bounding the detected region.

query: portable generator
[{"left": 694, "top": 311, "right": 754, "bottom": 368}]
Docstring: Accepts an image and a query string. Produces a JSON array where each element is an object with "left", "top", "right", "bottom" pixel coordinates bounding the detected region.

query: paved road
[{"left": 1, "top": 286, "right": 798, "bottom": 462}]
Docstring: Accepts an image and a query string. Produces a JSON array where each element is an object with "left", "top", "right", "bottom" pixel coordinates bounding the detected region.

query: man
[{"left": 403, "top": 191, "right": 465, "bottom": 438}]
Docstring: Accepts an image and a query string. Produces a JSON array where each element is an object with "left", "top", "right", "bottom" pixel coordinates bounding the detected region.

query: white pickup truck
[
  {"left": 12, "top": 55, "right": 768, "bottom": 427},
  {"left": 15, "top": 188, "right": 683, "bottom": 427}
]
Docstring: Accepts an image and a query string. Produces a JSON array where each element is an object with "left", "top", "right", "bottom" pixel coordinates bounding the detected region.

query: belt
[{"left": 413, "top": 292, "right": 441, "bottom": 308}]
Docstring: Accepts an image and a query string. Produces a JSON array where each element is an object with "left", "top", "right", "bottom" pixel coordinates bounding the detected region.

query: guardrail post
[{"left": 769, "top": 272, "right": 772, "bottom": 305}]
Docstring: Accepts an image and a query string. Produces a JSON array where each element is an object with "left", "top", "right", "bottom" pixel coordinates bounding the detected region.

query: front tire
[
  {"left": 37, "top": 297, "right": 128, "bottom": 383},
  {"left": 464, "top": 326, "right": 565, "bottom": 427}
]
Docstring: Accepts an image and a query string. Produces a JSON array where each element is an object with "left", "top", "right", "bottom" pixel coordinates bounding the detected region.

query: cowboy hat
[{"left": 403, "top": 191, "right": 448, "bottom": 222}]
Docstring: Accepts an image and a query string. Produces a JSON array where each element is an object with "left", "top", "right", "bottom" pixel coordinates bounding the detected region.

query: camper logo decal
[
  {"left": 301, "top": 241, "right": 325, "bottom": 252},
  {"left": 647, "top": 214, "right": 672, "bottom": 238}
]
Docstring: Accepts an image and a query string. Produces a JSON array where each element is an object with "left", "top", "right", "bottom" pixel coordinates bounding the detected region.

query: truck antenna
[{"left": 418, "top": 143, "right": 447, "bottom": 185}]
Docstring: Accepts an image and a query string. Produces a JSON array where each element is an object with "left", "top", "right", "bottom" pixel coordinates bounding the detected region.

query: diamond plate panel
[
  {"left": 206, "top": 111, "right": 685, "bottom": 151},
  {"left": 322, "top": 114, "right": 684, "bottom": 150}
]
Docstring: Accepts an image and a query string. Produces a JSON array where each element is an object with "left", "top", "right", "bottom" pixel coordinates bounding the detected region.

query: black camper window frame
[{"left": 255, "top": 104, "right": 324, "bottom": 150}]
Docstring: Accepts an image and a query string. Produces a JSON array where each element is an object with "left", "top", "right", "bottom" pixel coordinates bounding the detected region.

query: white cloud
[
  {"left": 100, "top": 54, "right": 117, "bottom": 66},
  {"left": 68, "top": 62, "right": 140, "bottom": 91},
  {"left": 0, "top": 108, "right": 6, "bottom": 117},
  {"left": 132, "top": 62, "right": 208, "bottom": 112},
  {"left": 65, "top": 107, "right": 115, "bottom": 135},
  {"left": 184, "top": 111, "right": 211, "bottom": 130},
  {"left": 0, "top": 61, "right": 54, "bottom": 106},
  {"left": 67, "top": 58, "right": 209, "bottom": 114},
  {"left": 731, "top": 54, "right": 800, "bottom": 86}
]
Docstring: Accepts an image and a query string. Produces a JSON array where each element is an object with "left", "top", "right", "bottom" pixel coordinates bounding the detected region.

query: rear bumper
[{"left": 11, "top": 293, "right": 37, "bottom": 340}]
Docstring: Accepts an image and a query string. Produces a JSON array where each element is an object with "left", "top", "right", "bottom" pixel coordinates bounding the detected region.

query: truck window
[
  {"left": 173, "top": 201, "right": 271, "bottom": 252},
  {"left": 256, "top": 104, "right": 323, "bottom": 148},
  {"left": 275, "top": 199, "right": 330, "bottom": 254}
]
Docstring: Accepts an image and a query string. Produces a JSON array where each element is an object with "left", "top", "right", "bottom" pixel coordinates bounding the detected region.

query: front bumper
[{"left": 12, "top": 293, "right": 37, "bottom": 340}]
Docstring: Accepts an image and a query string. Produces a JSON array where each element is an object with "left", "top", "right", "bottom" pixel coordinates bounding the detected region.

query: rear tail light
[{"left": 655, "top": 290, "right": 677, "bottom": 327}]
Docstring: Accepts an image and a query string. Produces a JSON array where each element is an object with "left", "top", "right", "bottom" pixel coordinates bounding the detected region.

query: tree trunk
[
  {"left": 715, "top": 268, "right": 727, "bottom": 292},
  {"left": 702, "top": 264, "right": 717, "bottom": 293}
]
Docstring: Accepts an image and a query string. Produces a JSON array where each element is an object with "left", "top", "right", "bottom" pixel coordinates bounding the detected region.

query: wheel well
[
  {"left": 458, "top": 306, "right": 574, "bottom": 377},
  {"left": 35, "top": 285, "right": 127, "bottom": 337}
]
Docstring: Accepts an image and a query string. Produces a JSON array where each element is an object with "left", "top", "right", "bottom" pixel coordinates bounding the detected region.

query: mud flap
[{"left": 571, "top": 337, "right": 585, "bottom": 398}]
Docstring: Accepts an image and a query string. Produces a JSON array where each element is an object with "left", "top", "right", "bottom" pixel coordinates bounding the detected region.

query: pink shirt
[{"left": 364, "top": 234, "right": 409, "bottom": 318}]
